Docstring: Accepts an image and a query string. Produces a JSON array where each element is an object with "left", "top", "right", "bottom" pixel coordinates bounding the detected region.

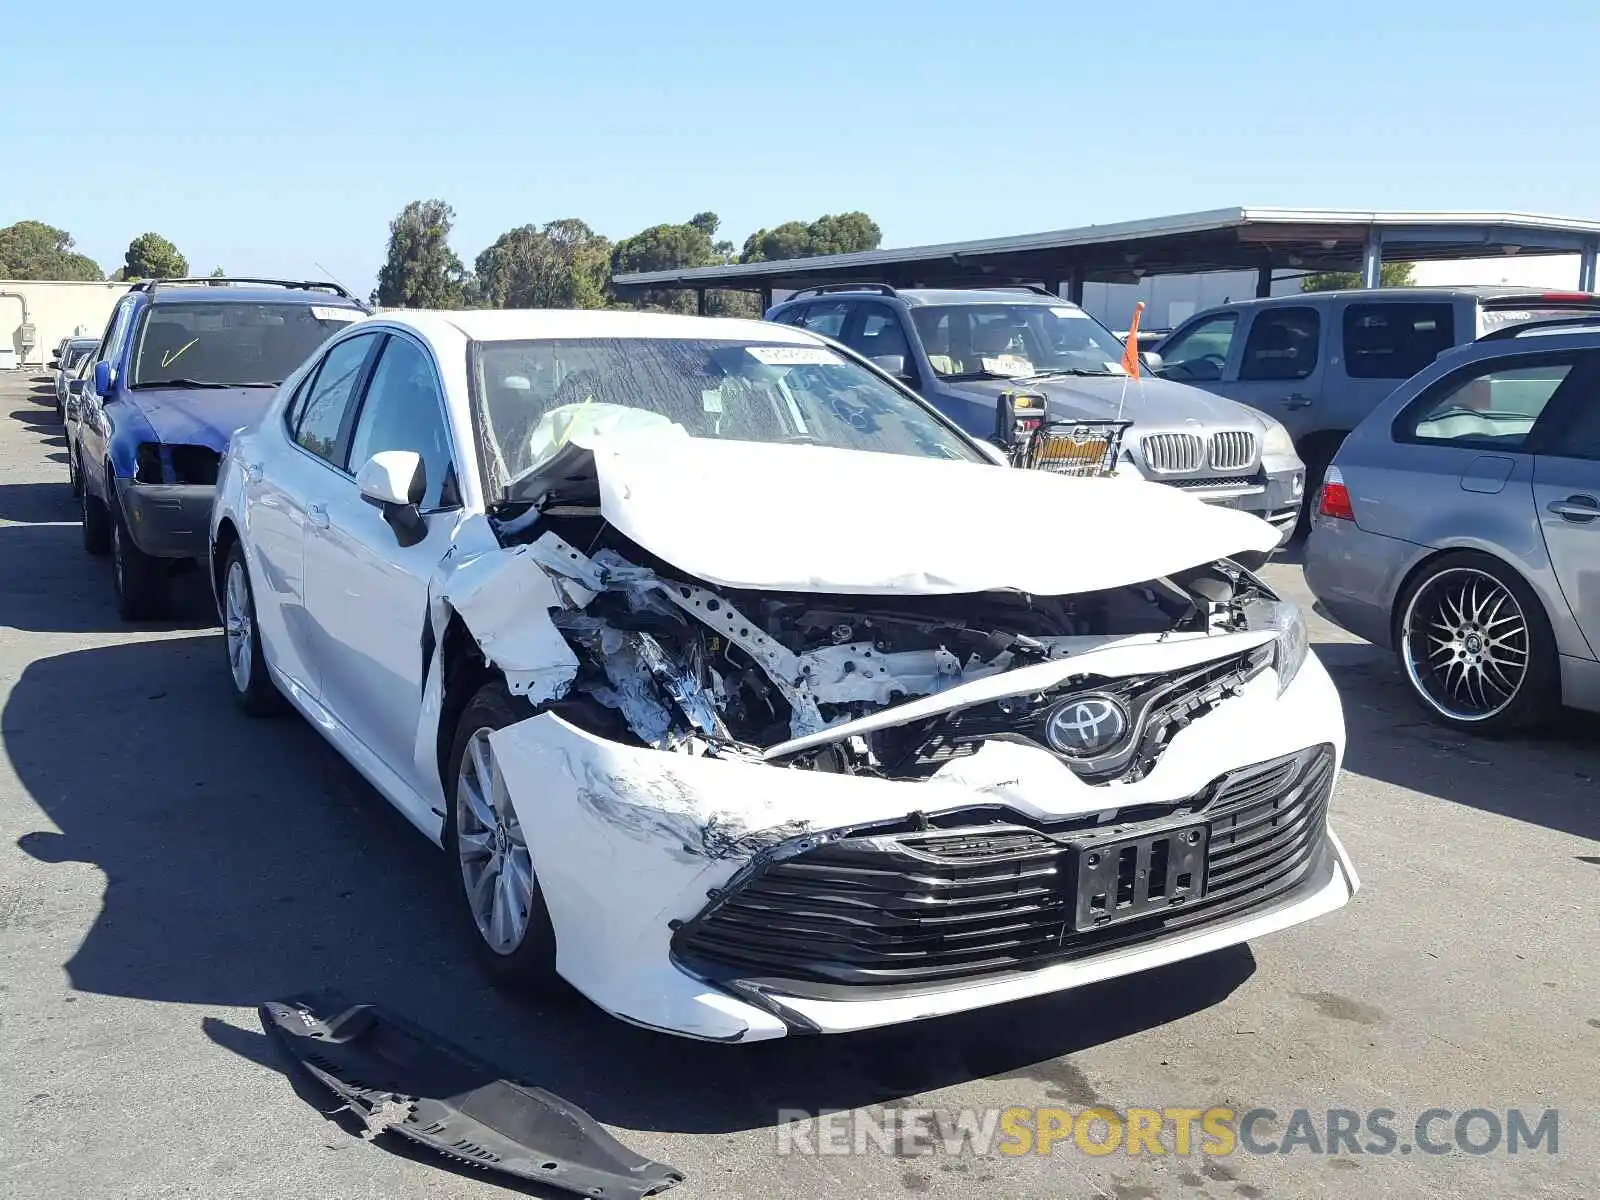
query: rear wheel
[
  {"left": 67, "top": 444, "right": 82, "bottom": 497},
  {"left": 1394, "top": 552, "right": 1558, "bottom": 734},
  {"left": 443, "top": 681, "right": 562, "bottom": 994},
  {"left": 111, "top": 500, "right": 169, "bottom": 621},
  {"left": 222, "top": 543, "right": 286, "bottom": 716}
]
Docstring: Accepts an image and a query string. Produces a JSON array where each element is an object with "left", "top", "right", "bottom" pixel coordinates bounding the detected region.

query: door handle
[
  {"left": 1546, "top": 495, "right": 1600, "bottom": 523},
  {"left": 1283, "top": 393, "right": 1313, "bottom": 410},
  {"left": 306, "top": 502, "right": 330, "bottom": 530}
]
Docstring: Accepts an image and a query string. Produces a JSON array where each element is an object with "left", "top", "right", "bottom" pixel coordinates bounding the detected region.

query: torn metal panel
[{"left": 261, "top": 992, "right": 684, "bottom": 1198}]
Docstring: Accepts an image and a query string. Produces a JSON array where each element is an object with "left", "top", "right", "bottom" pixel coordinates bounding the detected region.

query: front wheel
[
  {"left": 443, "top": 681, "right": 563, "bottom": 994},
  {"left": 1394, "top": 552, "right": 1558, "bottom": 734},
  {"left": 111, "top": 501, "right": 169, "bottom": 621}
]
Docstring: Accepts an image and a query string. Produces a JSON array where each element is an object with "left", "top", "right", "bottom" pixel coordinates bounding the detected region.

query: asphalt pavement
[{"left": 1, "top": 371, "right": 1595, "bottom": 1199}]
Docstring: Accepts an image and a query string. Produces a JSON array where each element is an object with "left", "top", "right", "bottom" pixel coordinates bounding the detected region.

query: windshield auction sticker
[{"left": 745, "top": 345, "right": 842, "bottom": 366}]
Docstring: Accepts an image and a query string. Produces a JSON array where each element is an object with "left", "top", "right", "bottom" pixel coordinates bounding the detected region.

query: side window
[
  {"left": 346, "top": 335, "right": 456, "bottom": 509},
  {"left": 1157, "top": 313, "right": 1236, "bottom": 382},
  {"left": 98, "top": 298, "right": 138, "bottom": 368},
  {"left": 793, "top": 301, "right": 850, "bottom": 338},
  {"left": 1239, "top": 307, "right": 1320, "bottom": 382},
  {"left": 1398, "top": 355, "right": 1577, "bottom": 451},
  {"left": 845, "top": 305, "right": 913, "bottom": 367},
  {"left": 769, "top": 305, "right": 804, "bottom": 326},
  {"left": 292, "top": 333, "right": 379, "bottom": 467},
  {"left": 1343, "top": 303, "right": 1456, "bottom": 380},
  {"left": 1534, "top": 353, "right": 1600, "bottom": 459}
]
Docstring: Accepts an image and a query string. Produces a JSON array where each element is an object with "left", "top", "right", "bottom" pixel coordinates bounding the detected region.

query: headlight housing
[
  {"left": 1268, "top": 599, "right": 1309, "bottom": 696},
  {"left": 1261, "top": 418, "right": 1296, "bottom": 459}
]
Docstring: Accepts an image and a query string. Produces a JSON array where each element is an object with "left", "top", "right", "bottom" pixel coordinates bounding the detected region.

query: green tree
[
  {"left": 611, "top": 214, "right": 725, "bottom": 313},
  {"left": 1301, "top": 262, "right": 1415, "bottom": 292},
  {"left": 0, "top": 221, "right": 103, "bottom": 280},
  {"left": 373, "top": 199, "right": 467, "bottom": 308},
  {"left": 122, "top": 232, "right": 189, "bottom": 280},
  {"left": 740, "top": 211, "right": 882, "bottom": 263},
  {"left": 472, "top": 219, "right": 612, "bottom": 309}
]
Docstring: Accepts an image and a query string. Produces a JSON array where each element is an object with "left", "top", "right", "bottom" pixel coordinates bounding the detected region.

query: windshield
[
  {"left": 129, "top": 301, "right": 363, "bottom": 388},
  {"left": 473, "top": 336, "right": 983, "bottom": 490},
  {"left": 909, "top": 302, "right": 1130, "bottom": 380}
]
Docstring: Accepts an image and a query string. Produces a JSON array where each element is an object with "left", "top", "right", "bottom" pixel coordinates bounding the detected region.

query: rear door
[
  {"left": 252, "top": 330, "right": 383, "bottom": 699},
  {"left": 1212, "top": 304, "right": 1327, "bottom": 440},
  {"left": 1330, "top": 298, "right": 1457, "bottom": 432},
  {"left": 1528, "top": 350, "right": 1600, "bottom": 658}
]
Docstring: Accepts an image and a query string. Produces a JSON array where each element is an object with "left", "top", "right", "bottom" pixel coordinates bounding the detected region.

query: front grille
[
  {"left": 674, "top": 744, "right": 1335, "bottom": 992},
  {"left": 1141, "top": 432, "right": 1205, "bottom": 473},
  {"left": 1164, "top": 475, "right": 1263, "bottom": 492},
  {"left": 1209, "top": 430, "right": 1258, "bottom": 470}
]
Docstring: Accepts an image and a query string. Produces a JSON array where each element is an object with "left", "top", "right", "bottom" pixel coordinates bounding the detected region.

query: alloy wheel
[
  {"left": 455, "top": 729, "right": 534, "bottom": 955},
  {"left": 1400, "top": 567, "right": 1530, "bottom": 722},
  {"left": 224, "top": 558, "right": 253, "bottom": 692}
]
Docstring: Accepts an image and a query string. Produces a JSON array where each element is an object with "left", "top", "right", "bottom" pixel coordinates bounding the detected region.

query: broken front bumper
[
  {"left": 118, "top": 481, "right": 215, "bottom": 560},
  {"left": 489, "top": 651, "right": 1354, "bottom": 1043}
]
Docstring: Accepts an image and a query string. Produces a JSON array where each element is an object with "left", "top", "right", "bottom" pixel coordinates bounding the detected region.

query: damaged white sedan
[{"left": 210, "top": 309, "right": 1358, "bottom": 1042}]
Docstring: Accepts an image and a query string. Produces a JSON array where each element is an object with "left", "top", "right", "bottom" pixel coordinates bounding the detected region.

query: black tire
[
  {"left": 80, "top": 464, "right": 111, "bottom": 555},
  {"left": 442, "top": 680, "right": 564, "bottom": 995},
  {"left": 220, "top": 542, "right": 287, "bottom": 716},
  {"left": 110, "top": 497, "right": 169, "bottom": 621},
  {"left": 1392, "top": 551, "right": 1559, "bottom": 735}
]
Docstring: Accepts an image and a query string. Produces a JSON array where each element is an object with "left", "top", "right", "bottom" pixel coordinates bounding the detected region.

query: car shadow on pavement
[
  {"left": 0, "top": 483, "right": 215, "bottom": 633},
  {"left": 6, "top": 634, "right": 1256, "bottom": 1138},
  {"left": 8, "top": 406, "right": 67, "bottom": 448},
  {"left": 1315, "top": 638, "right": 1600, "bottom": 841}
]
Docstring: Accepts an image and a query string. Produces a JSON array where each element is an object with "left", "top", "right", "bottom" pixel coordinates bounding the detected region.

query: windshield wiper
[
  {"left": 131, "top": 379, "right": 281, "bottom": 390},
  {"left": 1017, "top": 367, "right": 1118, "bottom": 379}
]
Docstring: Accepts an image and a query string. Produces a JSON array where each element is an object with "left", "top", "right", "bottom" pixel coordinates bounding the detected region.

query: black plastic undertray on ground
[{"left": 261, "top": 991, "right": 683, "bottom": 1199}]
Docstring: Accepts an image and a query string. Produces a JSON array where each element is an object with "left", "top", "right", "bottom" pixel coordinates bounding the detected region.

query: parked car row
[{"left": 38, "top": 270, "right": 1594, "bottom": 1043}]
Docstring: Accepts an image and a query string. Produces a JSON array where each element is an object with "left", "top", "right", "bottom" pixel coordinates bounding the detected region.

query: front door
[
  {"left": 1212, "top": 304, "right": 1327, "bottom": 441},
  {"left": 1531, "top": 351, "right": 1600, "bottom": 659},
  {"left": 304, "top": 332, "right": 464, "bottom": 804}
]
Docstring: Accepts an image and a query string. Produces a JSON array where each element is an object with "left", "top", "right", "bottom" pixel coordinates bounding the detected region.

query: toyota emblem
[{"left": 1045, "top": 694, "right": 1131, "bottom": 758}]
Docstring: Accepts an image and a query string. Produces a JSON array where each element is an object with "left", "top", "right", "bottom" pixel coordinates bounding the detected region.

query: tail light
[{"left": 1317, "top": 465, "right": 1355, "bottom": 521}]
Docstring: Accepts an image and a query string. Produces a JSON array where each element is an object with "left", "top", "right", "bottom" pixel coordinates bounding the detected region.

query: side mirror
[
  {"left": 49, "top": 359, "right": 61, "bottom": 371},
  {"left": 356, "top": 450, "right": 427, "bottom": 547},
  {"left": 871, "top": 354, "right": 910, "bottom": 380},
  {"left": 68, "top": 379, "right": 85, "bottom": 397},
  {"left": 93, "top": 360, "right": 113, "bottom": 394},
  {"left": 1140, "top": 350, "right": 1164, "bottom": 371}
]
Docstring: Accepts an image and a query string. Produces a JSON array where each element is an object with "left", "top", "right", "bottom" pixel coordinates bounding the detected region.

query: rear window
[
  {"left": 1342, "top": 302, "right": 1456, "bottom": 379},
  {"left": 129, "top": 301, "right": 363, "bottom": 388}
]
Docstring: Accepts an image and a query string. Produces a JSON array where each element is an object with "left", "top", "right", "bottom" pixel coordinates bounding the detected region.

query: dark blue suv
[{"left": 67, "top": 278, "right": 368, "bottom": 619}]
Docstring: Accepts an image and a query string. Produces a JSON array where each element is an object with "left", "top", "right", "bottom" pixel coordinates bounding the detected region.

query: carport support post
[
  {"left": 1579, "top": 240, "right": 1599, "bottom": 293},
  {"left": 1065, "top": 270, "right": 1084, "bottom": 305},
  {"left": 1361, "top": 229, "right": 1383, "bottom": 289},
  {"left": 759, "top": 287, "right": 773, "bottom": 313},
  {"left": 696, "top": 288, "right": 708, "bottom": 316},
  {"left": 1254, "top": 261, "right": 1273, "bottom": 298}
]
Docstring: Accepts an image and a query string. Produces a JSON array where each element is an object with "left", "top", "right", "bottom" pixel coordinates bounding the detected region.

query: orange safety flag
[{"left": 1120, "top": 301, "right": 1145, "bottom": 379}]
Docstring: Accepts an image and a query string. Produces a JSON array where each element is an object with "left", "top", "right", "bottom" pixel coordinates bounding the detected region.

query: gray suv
[
  {"left": 765, "top": 285, "right": 1305, "bottom": 542},
  {"left": 1153, "top": 285, "right": 1600, "bottom": 502}
]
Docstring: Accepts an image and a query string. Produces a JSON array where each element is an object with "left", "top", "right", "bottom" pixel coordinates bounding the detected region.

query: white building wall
[{"left": 0, "top": 280, "right": 127, "bottom": 370}]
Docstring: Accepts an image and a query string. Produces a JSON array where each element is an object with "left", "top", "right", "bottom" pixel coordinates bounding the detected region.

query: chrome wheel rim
[
  {"left": 224, "top": 559, "right": 253, "bottom": 692},
  {"left": 456, "top": 729, "right": 533, "bottom": 955},
  {"left": 1401, "top": 567, "right": 1529, "bottom": 721}
]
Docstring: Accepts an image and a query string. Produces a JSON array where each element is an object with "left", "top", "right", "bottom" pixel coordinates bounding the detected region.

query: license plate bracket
[{"left": 1071, "top": 823, "right": 1208, "bottom": 932}]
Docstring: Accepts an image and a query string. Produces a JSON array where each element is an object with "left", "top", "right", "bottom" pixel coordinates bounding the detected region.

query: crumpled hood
[
  {"left": 947, "top": 373, "right": 1268, "bottom": 429},
  {"left": 564, "top": 427, "right": 1280, "bottom": 595},
  {"left": 127, "top": 386, "right": 278, "bottom": 451}
]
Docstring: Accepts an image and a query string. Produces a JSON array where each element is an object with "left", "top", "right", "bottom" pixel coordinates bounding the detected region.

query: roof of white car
[{"left": 369, "top": 308, "right": 818, "bottom": 345}]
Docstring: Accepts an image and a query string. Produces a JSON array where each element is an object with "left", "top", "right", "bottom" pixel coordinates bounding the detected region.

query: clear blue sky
[{"left": 9, "top": 0, "right": 1597, "bottom": 299}]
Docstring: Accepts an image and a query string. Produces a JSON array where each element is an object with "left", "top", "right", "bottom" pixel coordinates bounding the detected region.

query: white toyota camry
[{"left": 210, "top": 308, "right": 1357, "bottom": 1042}]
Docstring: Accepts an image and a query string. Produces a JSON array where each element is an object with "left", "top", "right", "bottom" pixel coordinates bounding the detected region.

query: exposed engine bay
[{"left": 479, "top": 499, "right": 1291, "bottom": 787}]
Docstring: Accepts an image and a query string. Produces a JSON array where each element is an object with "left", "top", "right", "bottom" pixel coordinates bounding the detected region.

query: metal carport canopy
[{"left": 611, "top": 207, "right": 1600, "bottom": 299}]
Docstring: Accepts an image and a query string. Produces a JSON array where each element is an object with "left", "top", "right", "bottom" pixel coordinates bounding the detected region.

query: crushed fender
[{"left": 261, "top": 992, "right": 684, "bottom": 1199}]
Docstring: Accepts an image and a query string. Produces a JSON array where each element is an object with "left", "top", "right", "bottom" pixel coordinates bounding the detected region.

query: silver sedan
[{"left": 1305, "top": 323, "right": 1600, "bottom": 733}]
